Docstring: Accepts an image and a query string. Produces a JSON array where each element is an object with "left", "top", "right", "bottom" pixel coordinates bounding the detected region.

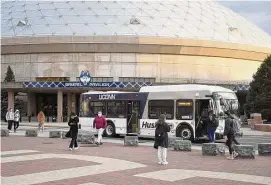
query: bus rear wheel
[
  {"left": 177, "top": 125, "right": 193, "bottom": 141},
  {"left": 105, "top": 122, "right": 116, "bottom": 137}
]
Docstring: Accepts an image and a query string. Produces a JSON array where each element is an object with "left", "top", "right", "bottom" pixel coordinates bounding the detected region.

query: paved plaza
[{"left": 1, "top": 134, "right": 271, "bottom": 185}]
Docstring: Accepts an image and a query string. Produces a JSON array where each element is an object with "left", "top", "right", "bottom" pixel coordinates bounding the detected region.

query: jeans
[
  {"left": 97, "top": 128, "right": 104, "bottom": 143},
  {"left": 14, "top": 121, "right": 19, "bottom": 131},
  {"left": 158, "top": 146, "right": 167, "bottom": 164},
  {"left": 7, "top": 120, "right": 13, "bottom": 130},
  {"left": 69, "top": 132, "right": 78, "bottom": 149},
  {"left": 226, "top": 134, "right": 234, "bottom": 155},
  {"left": 208, "top": 127, "right": 216, "bottom": 143}
]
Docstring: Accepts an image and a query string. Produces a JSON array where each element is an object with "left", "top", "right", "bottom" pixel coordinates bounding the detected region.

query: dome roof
[{"left": 2, "top": 0, "right": 271, "bottom": 47}]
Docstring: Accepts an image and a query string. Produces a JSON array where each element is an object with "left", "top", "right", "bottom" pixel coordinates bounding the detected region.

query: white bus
[{"left": 79, "top": 84, "right": 239, "bottom": 141}]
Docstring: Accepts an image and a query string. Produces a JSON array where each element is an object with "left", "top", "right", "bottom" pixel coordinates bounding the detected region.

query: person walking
[
  {"left": 224, "top": 110, "right": 238, "bottom": 160},
  {"left": 154, "top": 114, "right": 171, "bottom": 165},
  {"left": 93, "top": 111, "right": 107, "bottom": 145},
  {"left": 14, "top": 109, "right": 20, "bottom": 133},
  {"left": 207, "top": 110, "right": 218, "bottom": 143},
  {"left": 68, "top": 112, "right": 79, "bottom": 151},
  {"left": 37, "top": 110, "right": 45, "bottom": 133},
  {"left": 6, "top": 108, "right": 14, "bottom": 132}
]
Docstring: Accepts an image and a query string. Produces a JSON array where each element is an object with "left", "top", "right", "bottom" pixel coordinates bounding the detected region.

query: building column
[
  {"left": 7, "top": 89, "right": 14, "bottom": 110},
  {"left": 71, "top": 93, "right": 76, "bottom": 114},
  {"left": 32, "top": 93, "right": 37, "bottom": 115},
  {"left": 27, "top": 92, "right": 32, "bottom": 116},
  {"left": 67, "top": 92, "right": 72, "bottom": 117},
  {"left": 57, "top": 91, "right": 63, "bottom": 122}
]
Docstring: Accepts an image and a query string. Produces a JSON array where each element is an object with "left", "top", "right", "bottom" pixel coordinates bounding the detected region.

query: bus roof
[{"left": 139, "top": 84, "right": 233, "bottom": 93}]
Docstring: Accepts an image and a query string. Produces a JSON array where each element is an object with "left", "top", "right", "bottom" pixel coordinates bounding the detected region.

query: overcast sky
[{"left": 218, "top": 1, "right": 271, "bottom": 36}]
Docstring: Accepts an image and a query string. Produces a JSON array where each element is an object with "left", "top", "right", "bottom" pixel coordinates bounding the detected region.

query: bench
[
  {"left": 202, "top": 143, "right": 225, "bottom": 156},
  {"left": 25, "top": 129, "right": 38, "bottom": 137},
  {"left": 124, "top": 135, "right": 139, "bottom": 146},
  {"left": 49, "top": 131, "right": 61, "bottom": 138},
  {"left": 233, "top": 145, "right": 255, "bottom": 159},
  {"left": 174, "top": 140, "right": 191, "bottom": 151},
  {"left": 168, "top": 137, "right": 178, "bottom": 148},
  {"left": 61, "top": 131, "right": 69, "bottom": 139},
  {"left": 258, "top": 143, "right": 271, "bottom": 156},
  {"left": 1, "top": 129, "right": 9, "bottom": 137}
]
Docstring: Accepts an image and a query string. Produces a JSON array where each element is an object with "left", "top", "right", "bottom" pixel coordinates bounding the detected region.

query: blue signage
[{"left": 23, "top": 81, "right": 152, "bottom": 88}]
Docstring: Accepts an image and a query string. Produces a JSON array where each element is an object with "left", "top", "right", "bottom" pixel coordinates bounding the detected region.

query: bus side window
[
  {"left": 148, "top": 100, "right": 174, "bottom": 120},
  {"left": 176, "top": 99, "right": 193, "bottom": 120}
]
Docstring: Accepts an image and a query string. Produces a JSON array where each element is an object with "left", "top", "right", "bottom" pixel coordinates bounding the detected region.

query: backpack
[{"left": 232, "top": 117, "right": 241, "bottom": 134}]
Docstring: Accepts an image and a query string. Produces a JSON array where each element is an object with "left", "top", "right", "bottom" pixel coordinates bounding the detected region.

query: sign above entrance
[
  {"left": 79, "top": 70, "right": 91, "bottom": 86},
  {"left": 23, "top": 81, "right": 152, "bottom": 88}
]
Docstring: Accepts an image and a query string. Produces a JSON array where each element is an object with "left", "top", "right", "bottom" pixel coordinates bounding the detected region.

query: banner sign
[{"left": 23, "top": 81, "right": 152, "bottom": 88}]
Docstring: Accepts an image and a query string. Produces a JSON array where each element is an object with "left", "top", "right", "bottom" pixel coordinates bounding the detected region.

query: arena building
[{"left": 1, "top": 1, "right": 271, "bottom": 122}]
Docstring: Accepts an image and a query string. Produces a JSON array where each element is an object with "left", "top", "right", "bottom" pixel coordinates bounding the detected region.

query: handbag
[
  {"left": 153, "top": 140, "right": 159, "bottom": 149},
  {"left": 65, "top": 130, "right": 71, "bottom": 138}
]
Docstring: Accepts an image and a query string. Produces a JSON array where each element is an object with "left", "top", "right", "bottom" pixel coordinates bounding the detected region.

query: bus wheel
[
  {"left": 177, "top": 125, "right": 193, "bottom": 141},
  {"left": 105, "top": 122, "right": 116, "bottom": 137}
]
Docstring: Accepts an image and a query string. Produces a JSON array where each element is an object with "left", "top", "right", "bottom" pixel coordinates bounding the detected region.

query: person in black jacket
[
  {"left": 68, "top": 112, "right": 79, "bottom": 151},
  {"left": 154, "top": 114, "right": 171, "bottom": 165},
  {"left": 224, "top": 111, "right": 238, "bottom": 160}
]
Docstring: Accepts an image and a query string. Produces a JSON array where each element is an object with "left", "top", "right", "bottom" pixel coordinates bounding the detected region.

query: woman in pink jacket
[{"left": 93, "top": 111, "right": 107, "bottom": 145}]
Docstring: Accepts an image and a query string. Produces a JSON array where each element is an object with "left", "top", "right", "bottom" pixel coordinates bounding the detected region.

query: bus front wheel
[
  {"left": 177, "top": 125, "right": 193, "bottom": 141},
  {"left": 105, "top": 122, "right": 116, "bottom": 137}
]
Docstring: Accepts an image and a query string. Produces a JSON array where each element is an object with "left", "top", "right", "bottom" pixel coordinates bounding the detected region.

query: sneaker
[
  {"left": 158, "top": 161, "right": 162, "bottom": 165},
  {"left": 95, "top": 142, "right": 100, "bottom": 145},
  {"left": 227, "top": 156, "right": 234, "bottom": 160},
  {"left": 69, "top": 148, "right": 73, "bottom": 151},
  {"left": 233, "top": 151, "right": 239, "bottom": 158},
  {"left": 162, "top": 161, "right": 168, "bottom": 165},
  {"left": 74, "top": 147, "right": 79, "bottom": 150}
]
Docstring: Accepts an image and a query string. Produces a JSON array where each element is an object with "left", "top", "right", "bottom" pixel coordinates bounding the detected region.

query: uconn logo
[
  {"left": 79, "top": 70, "right": 91, "bottom": 85},
  {"left": 99, "top": 94, "right": 116, "bottom": 100}
]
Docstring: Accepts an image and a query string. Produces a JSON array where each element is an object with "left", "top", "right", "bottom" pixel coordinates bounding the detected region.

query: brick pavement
[{"left": 1, "top": 136, "right": 271, "bottom": 185}]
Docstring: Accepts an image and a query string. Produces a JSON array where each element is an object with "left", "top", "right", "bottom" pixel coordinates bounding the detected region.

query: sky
[{"left": 218, "top": 1, "right": 271, "bottom": 36}]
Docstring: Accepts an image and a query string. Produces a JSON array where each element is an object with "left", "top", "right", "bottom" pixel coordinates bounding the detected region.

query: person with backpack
[
  {"left": 224, "top": 110, "right": 239, "bottom": 160},
  {"left": 207, "top": 110, "right": 218, "bottom": 143},
  {"left": 154, "top": 114, "right": 171, "bottom": 165}
]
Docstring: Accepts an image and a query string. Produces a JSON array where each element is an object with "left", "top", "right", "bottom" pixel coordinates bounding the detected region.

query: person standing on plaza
[
  {"left": 207, "top": 110, "right": 218, "bottom": 143},
  {"left": 68, "top": 112, "right": 79, "bottom": 151},
  {"left": 13, "top": 109, "right": 20, "bottom": 133},
  {"left": 93, "top": 111, "right": 107, "bottom": 145},
  {"left": 6, "top": 108, "right": 14, "bottom": 132},
  {"left": 224, "top": 110, "right": 238, "bottom": 160},
  {"left": 37, "top": 110, "right": 45, "bottom": 133},
  {"left": 154, "top": 114, "right": 171, "bottom": 165}
]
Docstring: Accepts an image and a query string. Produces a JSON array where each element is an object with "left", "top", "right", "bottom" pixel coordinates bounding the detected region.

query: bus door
[{"left": 127, "top": 101, "right": 139, "bottom": 134}]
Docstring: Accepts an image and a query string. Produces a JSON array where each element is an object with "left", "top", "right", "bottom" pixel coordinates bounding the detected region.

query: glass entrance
[{"left": 127, "top": 101, "right": 139, "bottom": 134}]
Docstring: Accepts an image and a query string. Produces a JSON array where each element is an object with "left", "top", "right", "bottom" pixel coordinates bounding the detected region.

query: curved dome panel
[{"left": 1, "top": 0, "right": 271, "bottom": 47}]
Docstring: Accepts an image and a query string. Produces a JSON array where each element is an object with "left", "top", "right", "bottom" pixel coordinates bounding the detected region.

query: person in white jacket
[
  {"left": 14, "top": 109, "right": 20, "bottom": 133},
  {"left": 6, "top": 108, "right": 14, "bottom": 131}
]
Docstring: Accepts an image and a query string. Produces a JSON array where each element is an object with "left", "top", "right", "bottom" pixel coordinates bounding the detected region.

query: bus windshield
[{"left": 213, "top": 92, "right": 239, "bottom": 116}]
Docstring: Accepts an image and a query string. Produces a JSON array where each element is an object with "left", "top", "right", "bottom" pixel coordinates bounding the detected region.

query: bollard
[
  {"left": 49, "top": 131, "right": 61, "bottom": 138},
  {"left": 124, "top": 135, "right": 139, "bottom": 146},
  {"left": 174, "top": 140, "right": 192, "bottom": 151},
  {"left": 25, "top": 129, "right": 38, "bottom": 137},
  {"left": 202, "top": 143, "right": 225, "bottom": 156},
  {"left": 233, "top": 145, "right": 255, "bottom": 159},
  {"left": 1, "top": 129, "right": 9, "bottom": 137}
]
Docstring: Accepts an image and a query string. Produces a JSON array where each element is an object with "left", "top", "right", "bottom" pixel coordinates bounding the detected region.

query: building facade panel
[{"left": 1, "top": 52, "right": 262, "bottom": 83}]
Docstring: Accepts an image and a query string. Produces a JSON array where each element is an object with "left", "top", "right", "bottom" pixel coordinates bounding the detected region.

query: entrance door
[{"left": 127, "top": 101, "right": 139, "bottom": 134}]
